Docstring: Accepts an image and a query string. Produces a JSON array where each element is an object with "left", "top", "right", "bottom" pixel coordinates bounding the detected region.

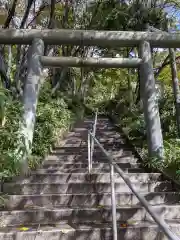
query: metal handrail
[{"left": 88, "top": 128, "right": 180, "bottom": 240}]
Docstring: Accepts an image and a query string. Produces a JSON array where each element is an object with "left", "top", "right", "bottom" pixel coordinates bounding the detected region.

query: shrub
[{"left": 0, "top": 82, "right": 76, "bottom": 178}]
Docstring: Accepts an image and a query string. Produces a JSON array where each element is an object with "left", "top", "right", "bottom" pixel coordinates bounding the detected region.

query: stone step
[
  {"left": 3, "top": 181, "right": 173, "bottom": 194},
  {"left": 55, "top": 141, "right": 131, "bottom": 147},
  {"left": 72, "top": 129, "right": 120, "bottom": 135},
  {"left": 13, "top": 172, "right": 162, "bottom": 184},
  {"left": 44, "top": 155, "right": 139, "bottom": 164},
  {"left": 2, "top": 192, "right": 180, "bottom": 210},
  {"left": 52, "top": 147, "right": 133, "bottom": 156},
  {"left": 62, "top": 141, "right": 129, "bottom": 148},
  {"left": 64, "top": 134, "right": 125, "bottom": 143},
  {"left": 42, "top": 162, "right": 142, "bottom": 169},
  {"left": 1, "top": 205, "right": 180, "bottom": 226},
  {"left": 68, "top": 132, "right": 123, "bottom": 139},
  {"left": 0, "top": 221, "right": 180, "bottom": 240},
  {"left": 33, "top": 167, "right": 146, "bottom": 174}
]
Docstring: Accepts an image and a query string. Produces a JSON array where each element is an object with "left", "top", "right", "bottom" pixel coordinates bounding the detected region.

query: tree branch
[
  {"left": 3, "top": 0, "right": 18, "bottom": 28},
  {"left": 155, "top": 55, "right": 180, "bottom": 77},
  {"left": 20, "top": 0, "right": 34, "bottom": 28}
]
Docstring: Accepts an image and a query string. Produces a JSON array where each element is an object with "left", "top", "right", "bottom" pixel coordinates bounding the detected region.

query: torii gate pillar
[{"left": 139, "top": 41, "right": 164, "bottom": 159}]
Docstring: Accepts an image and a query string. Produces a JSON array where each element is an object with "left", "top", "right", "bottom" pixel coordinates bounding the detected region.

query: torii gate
[{"left": 1, "top": 29, "right": 180, "bottom": 160}]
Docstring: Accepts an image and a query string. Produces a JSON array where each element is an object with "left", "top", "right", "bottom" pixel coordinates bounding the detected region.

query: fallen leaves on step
[
  {"left": 120, "top": 223, "right": 128, "bottom": 228},
  {"left": 97, "top": 205, "right": 104, "bottom": 208},
  {"left": 17, "top": 227, "right": 30, "bottom": 231},
  {"left": 120, "top": 221, "right": 138, "bottom": 228},
  {"left": 127, "top": 220, "right": 138, "bottom": 225},
  {"left": 24, "top": 200, "right": 34, "bottom": 209}
]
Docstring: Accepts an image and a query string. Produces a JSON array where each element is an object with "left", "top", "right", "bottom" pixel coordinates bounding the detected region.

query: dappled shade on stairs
[{"left": 0, "top": 118, "right": 180, "bottom": 239}]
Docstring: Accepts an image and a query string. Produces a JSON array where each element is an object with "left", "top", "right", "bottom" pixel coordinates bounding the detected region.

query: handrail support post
[
  {"left": 110, "top": 164, "right": 118, "bottom": 240},
  {"left": 90, "top": 110, "right": 98, "bottom": 164},
  {"left": 88, "top": 132, "right": 91, "bottom": 173}
]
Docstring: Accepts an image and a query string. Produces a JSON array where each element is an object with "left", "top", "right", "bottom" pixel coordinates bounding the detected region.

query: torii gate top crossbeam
[{"left": 0, "top": 29, "right": 180, "bottom": 48}]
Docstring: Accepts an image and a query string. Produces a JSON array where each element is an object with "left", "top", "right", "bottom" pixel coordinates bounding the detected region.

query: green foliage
[
  {"left": 0, "top": 82, "right": 76, "bottom": 178},
  {"left": 0, "top": 86, "right": 9, "bottom": 126},
  {"left": 158, "top": 65, "right": 180, "bottom": 85},
  {"left": 110, "top": 84, "right": 180, "bottom": 180},
  {"left": 88, "top": 0, "right": 167, "bottom": 31},
  {"left": 163, "top": 140, "right": 180, "bottom": 179},
  {"left": 32, "top": 83, "right": 74, "bottom": 158},
  {"left": 0, "top": 92, "right": 23, "bottom": 178},
  {"left": 86, "top": 69, "right": 128, "bottom": 113}
]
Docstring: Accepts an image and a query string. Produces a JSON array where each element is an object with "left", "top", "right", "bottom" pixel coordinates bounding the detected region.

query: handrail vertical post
[
  {"left": 90, "top": 110, "right": 98, "bottom": 167},
  {"left": 88, "top": 132, "right": 91, "bottom": 173},
  {"left": 110, "top": 164, "right": 118, "bottom": 240}
]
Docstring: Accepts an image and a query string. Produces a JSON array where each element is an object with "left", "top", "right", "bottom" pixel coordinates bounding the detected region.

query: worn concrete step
[
  {"left": 72, "top": 129, "right": 120, "bottom": 136},
  {"left": 55, "top": 142, "right": 131, "bottom": 149},
  {"left": 42, "top": 162, "right": 142, "bottom": 169},
  {"left": 44, "top": 155, "right": 139, "bottom": 163},
  {"left": 13, "top": 172, "right": 162, "bottom": 184},
  {"left": 52, "top": 147, "right": 133, "bottom": 156},
  {"left": 2, "top": 192, "right": 180, "bottom": 210},
  {"left": 33, "top": 167, "right": 146, "bottom": 174},
  {"left": 62, "top": 141, "right": 129, "bottom": 148},
  {"left": 66, "top": 125, "right": 119, "bottom": 131},
  {"left": 0, "top": 221, "right": 179, "bottom": 240},
  {"left": 64, "top": 135, "right": 125, "bottom": 144},
  {"left": 1, "top": 205, "right": 180, "bottom": 226},
  {"left": 66, "top": 127, "right": 118, "bottom": 134},
  {"left": 3, "top": 181, "right": 173, "bottom": 194}
]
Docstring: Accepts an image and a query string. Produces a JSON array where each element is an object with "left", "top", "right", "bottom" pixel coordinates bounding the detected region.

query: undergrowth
[
  {"left": 0, "top": 82, "right": 79, "bottom": 179},
  {"left": 109, "top": 87, "right": 180, "bottom": 181}
]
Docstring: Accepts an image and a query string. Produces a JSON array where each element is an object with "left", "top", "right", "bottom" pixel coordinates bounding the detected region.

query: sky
[{"left": 166, "top": 6, "right": 180, "bottom": 30}]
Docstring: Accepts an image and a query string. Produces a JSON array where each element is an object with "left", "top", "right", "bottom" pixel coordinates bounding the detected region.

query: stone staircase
[{"left": 0, "top": 117, "right": 180, "bottom": 239}]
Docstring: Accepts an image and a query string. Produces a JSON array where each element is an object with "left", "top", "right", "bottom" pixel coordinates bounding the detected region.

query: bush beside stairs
[{"left": 0, "top": 117, "right": 180, "bottom": 239}]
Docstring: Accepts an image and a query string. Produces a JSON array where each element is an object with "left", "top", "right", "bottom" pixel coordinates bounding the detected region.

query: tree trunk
[
  {"left": 18, "top": 38, "right": 44, "bottom": 175},
  {"left": 127, "top": 69, "right": 133, "bottom": 107},
  {"left": 7, "top": 45, "right": 12, "bottom": 78},
  {"left": 0, "top": 51, "right": 10, "bottom": 89},
  {"left": 139, "top": 41, "right": 164, "bottom": 159},
  {"left": 51, "top": 67, "right": 68, "bottom": 95},
  {"left": 169, "top": 48, "right": 180, "bottom": 137}
]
